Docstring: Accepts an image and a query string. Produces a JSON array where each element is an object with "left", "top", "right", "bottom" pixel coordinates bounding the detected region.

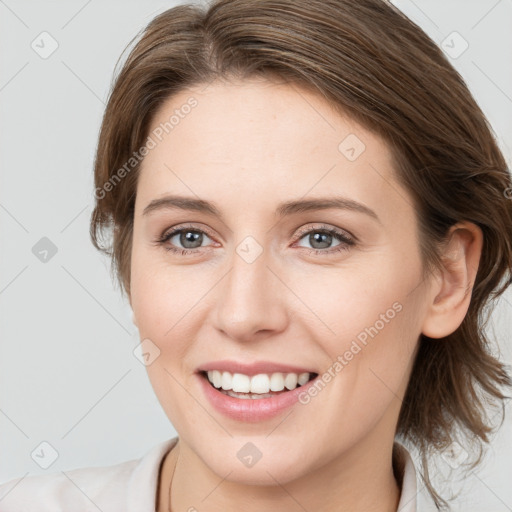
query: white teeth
[
  {"left": 221, "top": 371, "right": 231, "bottom": 390},
  {"left": 224, "top": 390, "right": 275, "bottom": 399},
  {"left": 269, "top": 372, "right": 284, "bottom": 391},
  {"left": 207, "top": 370, "right": 224, "bottom": 388},
  {"left": 205, "top": 370, "right": 313, "bottom": 394},
  {"left": 297, "top": 372, "right": 310, "bottom": 386},
  {"left": 284, "top": 373, "right": 298, "bottom": 390},
  {"left": 212, "top": 370, "right": 222, "bottom": 388},
  {"left": 250, "top": 373, "right": 270, "bottom": 394},
  {"left": 232, "top": 373, "right": 251, "bottom": 393}
]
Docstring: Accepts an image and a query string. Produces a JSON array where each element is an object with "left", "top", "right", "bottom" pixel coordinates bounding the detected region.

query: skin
[{"left": 128, "top": 76, "right": 483, "bottom": 512}]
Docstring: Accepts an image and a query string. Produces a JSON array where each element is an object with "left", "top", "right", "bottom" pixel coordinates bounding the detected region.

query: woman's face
[{"left": 130, "top": 77, "right": 432, "bottom": 483}]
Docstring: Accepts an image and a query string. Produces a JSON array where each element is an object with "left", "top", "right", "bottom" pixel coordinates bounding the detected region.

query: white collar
[
  {"left": 394, "top": 441, "right": 439, "bottom": 511},
  {"left": 126, "top": 437, "right": 178, "bottom": 512}
]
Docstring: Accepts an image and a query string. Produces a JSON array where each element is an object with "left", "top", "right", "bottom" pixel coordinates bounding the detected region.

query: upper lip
[{"left": 197, "top": 360, "right": 317, "bottom": 376}]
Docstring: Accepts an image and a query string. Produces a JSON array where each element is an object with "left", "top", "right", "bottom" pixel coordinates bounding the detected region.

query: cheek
[
  {"left": 298, "top": 255, "right": 422, "bottom": 397},
  {"left": 130, "top": 244, "right": 194, "bottom": 335},
  {"left": 129, "top": 245, "right": 218, "bottom": 378},
  {"left": 129, "top": 247, "right": 196, "bottom": 423},
  {"left": 292, "top": 255, "right": 417, "bottom": 341}
]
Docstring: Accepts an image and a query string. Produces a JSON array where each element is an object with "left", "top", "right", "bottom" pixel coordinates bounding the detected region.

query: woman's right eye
[{"left": 157, "top": 226, "right": 215, "bottom": 255}]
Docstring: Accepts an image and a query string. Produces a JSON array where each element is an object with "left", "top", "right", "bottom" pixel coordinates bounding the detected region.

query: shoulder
[
  {"left": 0, "top": 460, "right": 137, "bottom": 512},
  {"left": 0, "top": 437, "right": 178, "bottom": 512}
]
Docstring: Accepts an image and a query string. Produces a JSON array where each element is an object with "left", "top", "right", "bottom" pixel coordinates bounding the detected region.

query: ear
[
  {"left": 421, "top": 221, "right": 483, "bottom": 339},
  {"left": 132, "top": 311, "right": 138, "bottom": 327}
]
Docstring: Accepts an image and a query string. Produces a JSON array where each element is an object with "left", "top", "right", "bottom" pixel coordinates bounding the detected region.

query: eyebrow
[{"left": 142, "top": 194, "right": 381, "bottom": 224}]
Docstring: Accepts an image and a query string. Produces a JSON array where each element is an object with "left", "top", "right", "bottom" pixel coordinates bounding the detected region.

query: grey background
[{"left": 0, "top": 0, "right": 511, "bottom": 509}]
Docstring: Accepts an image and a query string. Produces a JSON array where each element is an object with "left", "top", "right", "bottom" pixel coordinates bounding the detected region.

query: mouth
[{"left": 199, "top": 370, "right": 319, "bottom": 400}]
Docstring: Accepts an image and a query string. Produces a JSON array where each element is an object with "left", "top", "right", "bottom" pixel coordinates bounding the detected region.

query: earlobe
[
  {"left": 421, "top": 222, "right": 483, "bottom": 339},
  {"left": 132, "top": 311, "right": 138, "bottom": 327}
]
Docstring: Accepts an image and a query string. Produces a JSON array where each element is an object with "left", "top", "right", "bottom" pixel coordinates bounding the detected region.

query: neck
[{"left": 158, "top": 432, "right": 401, "bottom": 512}]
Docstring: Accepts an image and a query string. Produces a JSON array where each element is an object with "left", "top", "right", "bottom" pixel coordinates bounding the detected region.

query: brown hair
[{"left": 90, "top": 0, "right": 512, "bottom": 507}]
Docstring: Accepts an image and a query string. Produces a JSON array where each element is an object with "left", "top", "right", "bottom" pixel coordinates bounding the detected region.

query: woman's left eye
[
  {"left": 156, "top": 224, "right": 355, "bottom": 256},
  {"left": 293, "top": 225, "right": 355, "bottom": 255}
]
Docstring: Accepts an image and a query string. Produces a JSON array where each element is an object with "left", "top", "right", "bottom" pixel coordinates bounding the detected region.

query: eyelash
[{"left": 155, "top": 223, "right": 355, "bottom": 257}]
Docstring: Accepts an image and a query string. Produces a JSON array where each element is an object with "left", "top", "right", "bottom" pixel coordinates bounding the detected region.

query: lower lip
[{"left": 197, "top": 372, "right": 319, "bottom": 422}]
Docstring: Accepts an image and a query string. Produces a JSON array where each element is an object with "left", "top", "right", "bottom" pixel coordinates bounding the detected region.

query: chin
[{"left": 188, "top": 434, "right": 313, "bottom": 485}]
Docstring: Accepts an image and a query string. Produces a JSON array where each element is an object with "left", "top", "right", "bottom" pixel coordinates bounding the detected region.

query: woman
[{"left": 1, "top": 0, "right": 511, "bottom": 510}]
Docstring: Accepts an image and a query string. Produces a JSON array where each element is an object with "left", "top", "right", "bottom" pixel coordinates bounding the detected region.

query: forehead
[{"left": 136, "top": 78, "right": 413, "bottom": 226}]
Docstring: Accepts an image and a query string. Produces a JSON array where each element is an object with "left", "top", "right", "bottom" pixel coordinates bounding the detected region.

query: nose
[{"left": 212, "top": 241, "right": 289, "bottom": 343}]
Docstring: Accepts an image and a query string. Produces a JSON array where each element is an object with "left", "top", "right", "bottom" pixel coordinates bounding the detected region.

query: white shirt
[{"left": 0, "top": 437, "right": 439, "bottom": 511}]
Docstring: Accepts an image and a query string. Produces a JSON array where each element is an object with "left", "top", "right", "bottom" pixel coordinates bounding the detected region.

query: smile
[
  {"left": 195, "top": 360, "right": 320, "bottom": 420},
  {"left": 204, "top": 370, "right": 317, "bottom": 398}
]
